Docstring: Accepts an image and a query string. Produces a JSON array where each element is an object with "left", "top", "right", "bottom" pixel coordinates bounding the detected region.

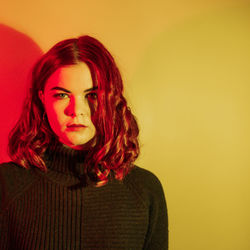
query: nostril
[{"left": 64, "top": 97, "right": 90, "bottom": 117}]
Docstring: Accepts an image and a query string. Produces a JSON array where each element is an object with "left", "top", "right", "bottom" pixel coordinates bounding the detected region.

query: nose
[{"left": 65, "top": 96, "right": 89, "bottom": 117}]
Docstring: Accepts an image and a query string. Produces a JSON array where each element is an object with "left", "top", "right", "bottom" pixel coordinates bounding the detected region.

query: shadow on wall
[{"left": 0, "top": 24, "right": 43, "bottom": 163}]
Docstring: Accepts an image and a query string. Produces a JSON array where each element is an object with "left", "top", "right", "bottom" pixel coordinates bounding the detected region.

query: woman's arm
[{"left": 143, "top": 177, "right": 168, "bottom": 249}]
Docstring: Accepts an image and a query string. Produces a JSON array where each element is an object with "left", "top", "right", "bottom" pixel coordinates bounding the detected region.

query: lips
[
  {"left": 67, "top": 124, "right": 86, "bottom": 128},
  {"left": 67, "top": 124, "right": 87, "bottom": 131}
]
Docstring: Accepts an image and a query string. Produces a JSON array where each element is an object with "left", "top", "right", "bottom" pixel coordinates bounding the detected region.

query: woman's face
[{"left": 39, "top": 62, "right": 97, "bottom": 150}]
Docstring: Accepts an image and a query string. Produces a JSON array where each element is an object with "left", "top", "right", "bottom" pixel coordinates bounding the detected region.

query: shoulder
[
  {"left": 125, "top": 165, "right": 165, "bottom": 191},
  {"left": 124, "top": 166, "right": 166, "bottom": 207},
  {"left": 126, "top": 166, "right": 163, "bottom": 187},
  {"left": 0, "top": 161, "right": 34, "bottom": 181},
  {"left": 0, "top": 162, "right": 38, "bottom": 211}
]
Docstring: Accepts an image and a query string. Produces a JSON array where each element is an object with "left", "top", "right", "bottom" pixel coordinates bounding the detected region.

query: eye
[
  {"left": 86, "top": 92, "right": 97, "bottom": 100},
  {"left": 53, "top": 93, "right": 69, "bottom": 99}
]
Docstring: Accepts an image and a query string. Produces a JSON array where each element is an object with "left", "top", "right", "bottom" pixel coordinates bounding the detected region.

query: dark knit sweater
[{"left": 0, "top": 144, "right": 168, "bottom": 249}]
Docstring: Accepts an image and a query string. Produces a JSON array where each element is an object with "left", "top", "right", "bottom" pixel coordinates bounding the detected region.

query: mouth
[
  {"left": 67, "top": 124, "right": 86, "bottom": 127},
  {"left": 67, "top": 124, "right": 86, "bottom": 130}
]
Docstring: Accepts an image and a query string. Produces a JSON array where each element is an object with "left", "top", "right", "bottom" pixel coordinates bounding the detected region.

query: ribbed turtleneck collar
[
  {"left": 43, "top": 142, "right": 88, "bottom": 175},
  {"left": 37, "top": 141, "right": 90, "bottom": 188}
]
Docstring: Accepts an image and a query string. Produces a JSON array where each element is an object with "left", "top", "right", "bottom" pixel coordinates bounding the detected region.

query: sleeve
[
  {"left": 0, "top": 163, "right": 7, "bottom": 209},
  {"left": 0, "top": 213, "right": 9, "bottom": 249},
  {"left": 0, "top": 164, "right": 9, "bottom": 249},
  {"left": 143, "top": 172, "right": 169, "bottom": 250}
]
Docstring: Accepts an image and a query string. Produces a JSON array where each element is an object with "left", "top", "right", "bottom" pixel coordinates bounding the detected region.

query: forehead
[{"left": 44, "top": 62, "right": 93, "bottom": 92}]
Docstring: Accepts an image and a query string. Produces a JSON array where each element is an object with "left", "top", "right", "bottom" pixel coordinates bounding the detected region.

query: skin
[{"left": 39, "top": 62, "right": 97, "bottom": 150}]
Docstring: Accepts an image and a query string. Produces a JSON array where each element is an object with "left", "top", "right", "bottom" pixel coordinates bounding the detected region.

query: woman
[{"left": 0, "top": 35, "right": 168, "bottom": 249}]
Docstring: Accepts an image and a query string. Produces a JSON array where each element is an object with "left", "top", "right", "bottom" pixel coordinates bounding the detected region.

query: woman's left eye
[{"left": 86, "top": 92, "right": 97, "bottom": 100}]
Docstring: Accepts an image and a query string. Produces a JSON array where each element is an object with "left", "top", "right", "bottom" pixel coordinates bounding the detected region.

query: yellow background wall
[{"left": 1, "top": 0, "right": 249, "bottom": 249}]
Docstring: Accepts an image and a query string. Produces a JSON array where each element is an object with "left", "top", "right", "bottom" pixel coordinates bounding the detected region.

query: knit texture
[{"left": 0, "top": 144, "right": 168, "bottom": 249}]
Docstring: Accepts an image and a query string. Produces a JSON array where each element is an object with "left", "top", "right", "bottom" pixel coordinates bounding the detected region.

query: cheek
[
  {"left": 90, "top": 122, "right": 96, "bottom": 133},
  {"left": 45, "top": 102, "right": 66, "bottom": 130}
]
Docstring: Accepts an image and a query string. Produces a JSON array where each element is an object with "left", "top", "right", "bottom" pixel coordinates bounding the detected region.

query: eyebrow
[{"left": 50, "top": 86, "right": 98, "bottom": 93}]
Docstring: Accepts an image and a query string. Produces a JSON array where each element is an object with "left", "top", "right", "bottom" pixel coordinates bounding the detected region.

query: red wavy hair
[{"left": 8, "top": 35, "right": 140, "bottom": 184}]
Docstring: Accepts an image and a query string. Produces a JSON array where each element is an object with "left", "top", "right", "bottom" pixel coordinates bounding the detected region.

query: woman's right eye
[{"left": 53, "top": 93, "right": 68, "bottom": 99}]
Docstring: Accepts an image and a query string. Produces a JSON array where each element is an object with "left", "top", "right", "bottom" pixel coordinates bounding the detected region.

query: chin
[{"left": 66, "top": 136, "right": 96, "bottom": 149}]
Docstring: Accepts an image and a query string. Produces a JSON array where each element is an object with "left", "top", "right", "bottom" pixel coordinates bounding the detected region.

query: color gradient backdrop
[{"left": 0, "top": 0, "right": 249, "bottom": 249}]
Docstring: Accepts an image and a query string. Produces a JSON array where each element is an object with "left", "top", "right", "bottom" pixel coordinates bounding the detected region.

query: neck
[{"left": 43, "top": 140, "right": 88, "bottom": 175}]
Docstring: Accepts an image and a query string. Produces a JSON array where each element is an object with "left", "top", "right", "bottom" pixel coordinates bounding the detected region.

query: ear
[{"left": 39, "top": 91, "right": 44, "bottom": 104}]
